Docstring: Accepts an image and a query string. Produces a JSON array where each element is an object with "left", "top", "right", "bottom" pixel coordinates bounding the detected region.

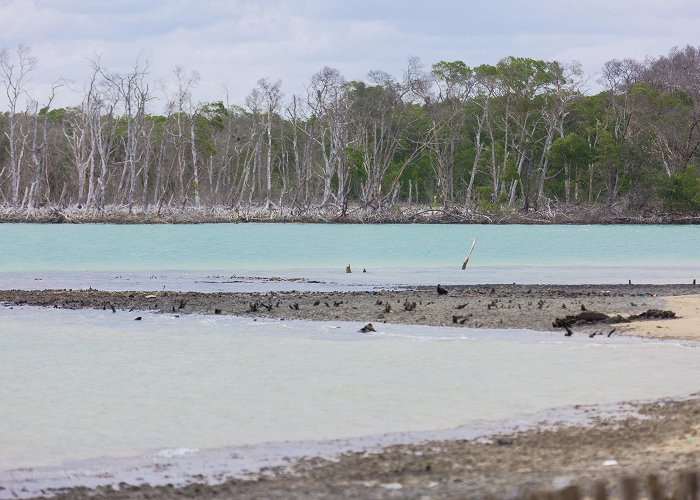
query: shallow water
[
  {"left": 3, "top": 223, "right": 700, "bottom": 496},
  {"left": 1, "top": 223, "right": 699, "bottom": 291},
  {"left": 2, "top": 306, "right": 700, "bottom": 472}
]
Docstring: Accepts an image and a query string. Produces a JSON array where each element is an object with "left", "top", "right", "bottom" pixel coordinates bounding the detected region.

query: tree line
[{"left": 1, "top": 45, "right": 699, "bottom": 216}]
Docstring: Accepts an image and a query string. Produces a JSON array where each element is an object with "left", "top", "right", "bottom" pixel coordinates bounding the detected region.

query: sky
[{"left": 0, "top": 0, "right": 698, "bottom": 110}]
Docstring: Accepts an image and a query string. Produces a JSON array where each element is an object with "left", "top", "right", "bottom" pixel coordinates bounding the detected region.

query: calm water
[
  {"left": 2, "top": 306, "right": 700, "bottom": 473},
  {"left": 3, "top": 223, "right": 700, "bottom": 495},
  {"left": 1, "top": 223, "right": 699, "bottom": 290}
]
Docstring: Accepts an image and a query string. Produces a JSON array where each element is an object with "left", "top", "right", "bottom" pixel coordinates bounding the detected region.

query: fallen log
[
  {"left": 628, "top": 308, "right": 676, "bottom": 320},
  {"left": 553, "top": 309, "right": 676, "bottom": 328},
  {"left": 553, "top": 311, "right": 609, "bottom": 327}
]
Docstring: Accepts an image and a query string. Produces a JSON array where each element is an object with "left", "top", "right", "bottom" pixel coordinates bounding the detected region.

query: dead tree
[{"left": 0, "top": 44, "right": 36, "bottom": 209}]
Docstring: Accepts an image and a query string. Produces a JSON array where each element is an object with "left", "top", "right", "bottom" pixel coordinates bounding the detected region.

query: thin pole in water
[{"left": 462, "top": 237, "right": 478, "bottom": 270}]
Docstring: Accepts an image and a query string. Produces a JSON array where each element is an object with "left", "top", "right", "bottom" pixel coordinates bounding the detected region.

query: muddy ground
[{"left": 0, "top": 284, "right": 696, "bottom": 338}]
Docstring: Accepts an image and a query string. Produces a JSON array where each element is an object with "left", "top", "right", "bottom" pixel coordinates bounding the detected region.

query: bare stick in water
[{"left": 461, "top": 237, "right": 478, "bottom": 270}]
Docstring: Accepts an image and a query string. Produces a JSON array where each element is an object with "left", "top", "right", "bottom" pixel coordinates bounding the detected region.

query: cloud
[{"left": 0, "top": 0, "right": 698, "bottom": 109}]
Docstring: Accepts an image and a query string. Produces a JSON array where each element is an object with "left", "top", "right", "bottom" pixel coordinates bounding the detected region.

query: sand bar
[{"left": 1, "top": 284, "right": 698, "bottom": 339}]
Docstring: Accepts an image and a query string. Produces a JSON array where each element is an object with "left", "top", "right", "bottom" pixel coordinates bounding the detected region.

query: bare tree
[
  {"left": 640, "top": 46, "right": 700, "bottom": 175},
  {"left": 242, "top": 86, "right": 264, "bottom": 205},
  {"left": 0, "top": 44, "right": 36, "bottom": 209},
  {"left": 286, "top": 94, "right": 312, "bottom": 210},
  {"left": 350, "top": 69, "right": 428, "bottom": 211},
  {"left": 258, "top": 78, "right": 282, "bottom": 209},
  {"left": 63, "top": 105, "right": 90, "bottom": 207},
  {"left": 85, "top": 59, "right": 118, "bottom": 210},
  {"left": 28, "top": 81, "right": 62, "bottom": 211},
  {"left": 307, "top": 67, "right": 350, "bottom": 210},
  {"left": 98, "top": 58, "right": 152, "bottom": 212},
  {"left": 166, "top": 66, "right": 200, "bottom": 207}
]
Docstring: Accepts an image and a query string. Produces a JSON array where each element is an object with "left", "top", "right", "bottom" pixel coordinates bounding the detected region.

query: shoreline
[
  {"left": 4, "top": 395, "right": 700, "bottom": 499},
  {"left": 2, "top": 205, "right": 700, "bottom": 225},
  {"left": 2, "top": 284, "right": 698, "bottom": 339}
]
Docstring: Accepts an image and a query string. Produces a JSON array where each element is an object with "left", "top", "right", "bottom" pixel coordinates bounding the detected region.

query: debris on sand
[
  {"left": 553, "top": 311, "right": 609, "bottom": 327},
  {"left": 554, "top": 309, "right": 676, "bottom": 328}
]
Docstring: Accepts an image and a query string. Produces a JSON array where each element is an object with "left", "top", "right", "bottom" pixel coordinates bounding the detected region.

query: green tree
[
  {"left": 659, "top": 165, "right": 700, "bottom": 212},
  {"left": 549, "top": 132, "right": 593, "bottom": 203}
]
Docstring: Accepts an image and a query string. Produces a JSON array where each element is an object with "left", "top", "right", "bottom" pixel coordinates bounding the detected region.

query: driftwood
[
  {"left": 5, "top": 203, "right": 700, "bottom": 226},
  {"left": 554, "top": 309, "right": 676, "bottom": 328},
  {"left": 453, "top": 314, "right": 471, "bottom": 324},
  {"left": 628, "top": 309, "right": 676, "bottom": 321},
  {"left": 553, "top": 311, "right": 609, "bottom": 327}
]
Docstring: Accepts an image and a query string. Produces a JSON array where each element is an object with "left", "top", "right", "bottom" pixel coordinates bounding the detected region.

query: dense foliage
[{"left": 1, "top": 45, "right": 700, "bottom": 216}]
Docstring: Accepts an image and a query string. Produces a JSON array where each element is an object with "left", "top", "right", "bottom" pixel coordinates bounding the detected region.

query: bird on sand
[{"left": 437, "top": 284, "right": 449, "bottom": 295}]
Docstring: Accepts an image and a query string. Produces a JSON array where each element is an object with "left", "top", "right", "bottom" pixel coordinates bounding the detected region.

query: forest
[{"left": 1, "top": 45, "right": 700, "bottom": 220}]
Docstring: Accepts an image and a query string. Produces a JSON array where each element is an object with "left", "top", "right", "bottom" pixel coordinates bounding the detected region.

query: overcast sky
[{"left": 1, "top": 0, "right": 698, "bottom": 110}]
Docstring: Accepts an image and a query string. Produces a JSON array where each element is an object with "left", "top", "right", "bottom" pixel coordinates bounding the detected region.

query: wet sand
[{"left": 2, "top": 284, "right": 700, "bottom": 498}]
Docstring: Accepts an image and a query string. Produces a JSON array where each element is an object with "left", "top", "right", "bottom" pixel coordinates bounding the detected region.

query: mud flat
[{"left": 1, "top": 284, "right": 698, "bottom": 339}]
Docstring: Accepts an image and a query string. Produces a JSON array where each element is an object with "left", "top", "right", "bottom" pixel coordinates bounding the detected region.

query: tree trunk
[
  {"left": 190, "top": 118, "right": 200, "bottom": 208},
  {"left": 265, "top": 113, "right": 272, "bottom": 209}
]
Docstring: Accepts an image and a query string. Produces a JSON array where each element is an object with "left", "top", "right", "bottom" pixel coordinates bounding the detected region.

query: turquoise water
[
  {"left": 1, "top": 223, "right": 699, "bottom": 289},
  {"left": 2, "top": 224, "right": 700, "bottom": 495}
]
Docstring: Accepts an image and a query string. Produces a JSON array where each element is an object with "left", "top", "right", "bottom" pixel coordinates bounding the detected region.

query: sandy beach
[
  {"left": 2, "top": 285, "right": 700, "bottom": 499},
  {"left": 622, "top": 294, "right": 700, "bottom": 339}
]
